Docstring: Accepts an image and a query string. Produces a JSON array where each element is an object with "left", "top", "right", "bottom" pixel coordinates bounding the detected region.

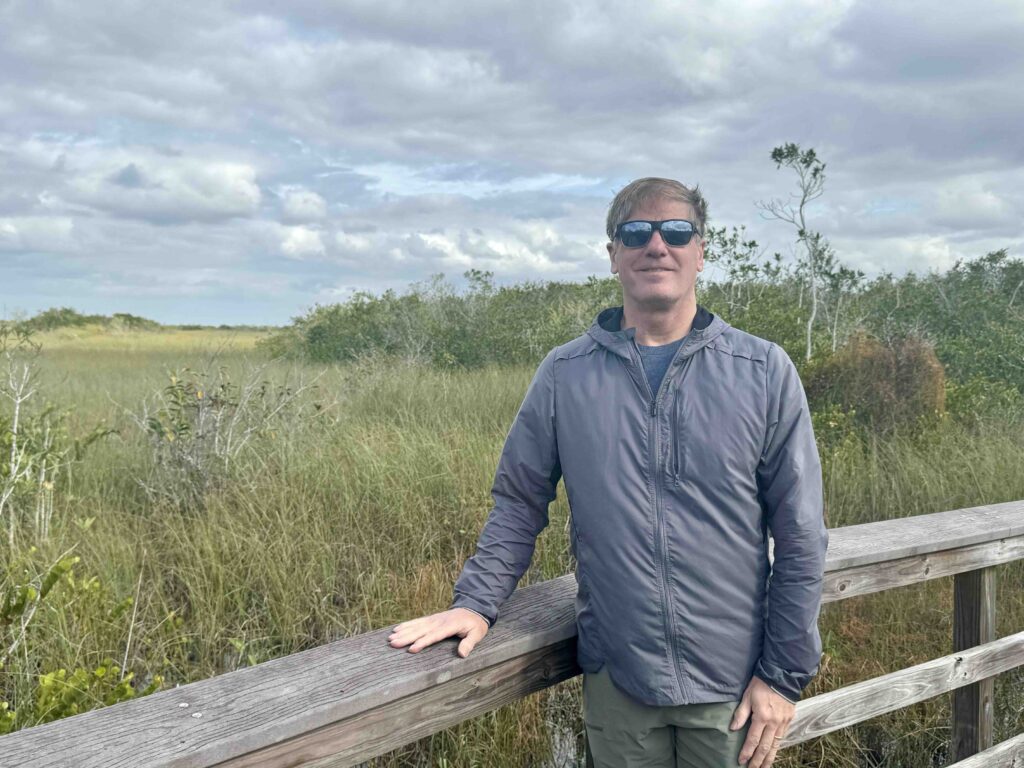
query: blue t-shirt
[
  {"left": 629, "top": 306, "right": 714, "bottom": 397},
  {"left": 636, "top": 336, "right": 685, "bottom": 397}
]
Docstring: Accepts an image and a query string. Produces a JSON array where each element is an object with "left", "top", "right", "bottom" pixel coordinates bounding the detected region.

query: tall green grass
[{"left": 5, "top": 338, "right": 1023, "bottom": 766}]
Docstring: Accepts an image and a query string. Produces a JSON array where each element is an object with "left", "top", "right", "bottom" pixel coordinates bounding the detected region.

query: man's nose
[{"left": 643, "top": 229, "right": 671, "bottom": 254}]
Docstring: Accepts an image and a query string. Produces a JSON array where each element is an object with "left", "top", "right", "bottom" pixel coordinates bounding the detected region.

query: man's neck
[{"left": 621, "top": 299, "right": 698, "bottom": 346}]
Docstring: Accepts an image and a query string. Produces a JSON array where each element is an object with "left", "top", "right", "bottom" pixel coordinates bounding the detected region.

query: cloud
[
  {"left": 0, "top": 216, "right": 76, "bottom": 252},
  {"left": 0, "top": 0, "right": 1022, "bottom": 324},
  {"left": 280, "top": 225, "right": 326, "bottom": 259},
  {"left": 1, "top": 135, "right": 262, "bottom": 224},
  {"left": 280, "top": 186, "right": 327, "bottom": 221},
  {"left": 65, "top": 154, "right": 262, "bottom": 224}
]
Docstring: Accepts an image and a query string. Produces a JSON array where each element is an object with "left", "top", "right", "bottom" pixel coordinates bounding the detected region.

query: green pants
[{"left": 583, "top": 666, "right": 750, "bottom": 768}]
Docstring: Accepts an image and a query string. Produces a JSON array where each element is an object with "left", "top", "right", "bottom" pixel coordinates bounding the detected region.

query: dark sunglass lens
[
  {"left": 620, "top": 221, "right": 653, "bottom": 247},
  {"left": 660, "top": 220, "right": 695, "bottom": 246}
]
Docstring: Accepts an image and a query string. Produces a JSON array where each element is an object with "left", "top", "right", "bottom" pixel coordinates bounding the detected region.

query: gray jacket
[{"left": 451, "top": 305, "right": 829, "bottom": 705}]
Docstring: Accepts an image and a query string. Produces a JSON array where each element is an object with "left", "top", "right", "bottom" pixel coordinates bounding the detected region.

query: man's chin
[{"left": 627, "top": 291, "right": 693, "bottom": 313}]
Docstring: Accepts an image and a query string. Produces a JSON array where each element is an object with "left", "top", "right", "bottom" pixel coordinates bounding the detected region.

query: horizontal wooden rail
[
  {"left": 1, "top": 499, "right": 1023, "bottom": 767},
  {"left": 948, "top": 732, "right": 1024, "bottom": 767},
  {"left": 780, "top": 630, "right": 1024, "bottom": 747}
]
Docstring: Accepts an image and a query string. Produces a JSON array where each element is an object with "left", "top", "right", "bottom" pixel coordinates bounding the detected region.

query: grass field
[
  {"left": 4, "top": 327, "right": 1024, "bottom": 766},
  {"left": 29, "top": 324, "right": 270, "bottom": 352}
]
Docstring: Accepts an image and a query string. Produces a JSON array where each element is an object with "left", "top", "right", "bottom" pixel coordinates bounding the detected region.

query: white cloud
[
  {"left": 335, "top": 231, "right": 373, "bottom": 253},
  {"left": 0, "top": 216, "right": 76, "bottom": 252},
  {"left": 933, "top": 178, "right": 1016, "bottom": 229},
  {"left": 280, "top": 186, "right": 327, "bottom": 221},
  {"left": 67, "top": 154, "right": 262, "bottom": 223},
  {"left": 2, "top": 136, "right": 263, "bottom": 223},
  {"left": 353, "top": 163, "right": 603, "bottom": 199},
  {"left": 280, "top": 225, "right": 325, "bottom": 258}
]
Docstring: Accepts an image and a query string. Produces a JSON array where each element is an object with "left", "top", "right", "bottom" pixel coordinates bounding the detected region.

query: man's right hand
[{"left": 387, "top": 607, "right": 489, "bottom": 658}]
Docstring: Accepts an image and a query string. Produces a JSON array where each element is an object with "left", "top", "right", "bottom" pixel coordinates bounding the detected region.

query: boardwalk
[{"left": 2, "top": 500, "right": 1024, "bottom": 767}]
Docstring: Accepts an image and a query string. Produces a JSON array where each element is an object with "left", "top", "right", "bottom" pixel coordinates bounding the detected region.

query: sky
[{"left": 2, "top": 0, "right": 1023, "bottom": 326}]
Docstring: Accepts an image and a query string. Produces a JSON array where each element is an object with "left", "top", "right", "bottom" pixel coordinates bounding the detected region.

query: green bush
[
  {"left": 1, "top": 547, "right": 165, "bottom": 733},
  {"left": 14, "top": 308, "right": 159, "bottom": 333},
  {"left": 803, "top": 331, "right": 945, "bottom": 433},
  {"left": 945, "top": 375, "right": 1024, "bottom": 426},
  {"left": 126, "top": 360, "right": 331, "bottom": 511}
]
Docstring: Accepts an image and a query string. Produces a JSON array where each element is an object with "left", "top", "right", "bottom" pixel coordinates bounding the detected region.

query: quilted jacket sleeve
[
  {"left": 450, "top": 348, "right": 562, "bottom": 626},
  {"left": 753, "top": 343, "right": 829, "bottom": 702}
]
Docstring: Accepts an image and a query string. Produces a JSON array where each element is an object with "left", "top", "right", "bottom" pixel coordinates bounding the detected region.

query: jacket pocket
[{"left": 671, "top": 391, "right": 687, "bottom": 487}]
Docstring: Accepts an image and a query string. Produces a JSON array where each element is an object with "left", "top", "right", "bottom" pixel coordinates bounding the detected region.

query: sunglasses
[{"left": 614, "top": 219, "right": 700, "bottom": 248}]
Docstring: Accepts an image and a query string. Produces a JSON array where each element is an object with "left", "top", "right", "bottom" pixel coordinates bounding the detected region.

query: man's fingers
[
  {"left": 408, "top": 625, "right": 457, "bottom": 652},
  {"left": 738, "top": 718, "right": 768, "bottom": 765},
  {"left": 405, "top": 615, "right": 470, "bottom": 652},
  {"left": 388, "top": 609, "right": 489, "bottom": 653},
  {"left": 388, "top": 615, "right": 446, "bottom": 645},
  {"left": 389, "top": 617, "right": 428, "bottom": 639},
  {"left": 457, "top": 624, "right": 487, "bottom": 657},
  {"left": 745, "top": 724, "right": 781, "bottom": 768},
  {"left": 388, "top": 619, "right": 432, "bottom": 647},
  {"left": 729, "top": 698, "right": 750, "bottom": 730},
  {"left": 760, "top": 741, "right": 782, "bottom": 768}
]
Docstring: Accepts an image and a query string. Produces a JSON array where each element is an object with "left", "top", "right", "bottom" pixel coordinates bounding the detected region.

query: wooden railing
[{"left": 2, "top": 500, "right": 1024, "bottom": 767}]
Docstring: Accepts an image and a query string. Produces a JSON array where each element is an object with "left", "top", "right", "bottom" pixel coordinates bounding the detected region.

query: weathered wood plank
[
  {"left": 782, "top": 630, "right": 1024, "bottom": 747},
  {"left": 822, "top": 535, "right": 1024, "bottom": 602},
  {"left": 0, "top": 576, "right": 578, "bottom": 768},
  {"left": 947, "top": 732, "right": 1024, "bottom": 767},
  {"left": 951, "top": 567, "right": 997, "bottom": 760},
  {"left": 215, "top": 639, "right": 579, "bottom": 768},
  {"left": 819, "top": 499, "right": 1024, "bottom": 571}
]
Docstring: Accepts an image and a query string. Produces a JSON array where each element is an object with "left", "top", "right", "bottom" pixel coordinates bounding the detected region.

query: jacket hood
[{"left": 586, "top": 304, "right": 730, "bottom": 361}]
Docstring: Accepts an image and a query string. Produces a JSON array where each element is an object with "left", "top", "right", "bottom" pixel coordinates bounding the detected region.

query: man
[{"left": 388, "top": 177, "right": 829, "bottom": 768}]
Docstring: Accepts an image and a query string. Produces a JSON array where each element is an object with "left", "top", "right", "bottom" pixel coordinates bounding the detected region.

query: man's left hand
[{"left": 729, "top": 675, "right": 795, "bottom": 767}]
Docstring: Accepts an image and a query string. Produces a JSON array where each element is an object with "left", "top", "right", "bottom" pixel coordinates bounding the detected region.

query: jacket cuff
[
  {"left": 753, "top": 658, "right": 804, "bottom": 703},
  {"left": 450, "top": 598, "right": 495, "bottom": 628},
  {"left": 766, "top": 682, "right": 799, "bottom": 704}
]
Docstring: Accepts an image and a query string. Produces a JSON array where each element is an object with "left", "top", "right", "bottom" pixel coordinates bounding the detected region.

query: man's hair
[{"left": 605, "top": 177, "right": 709, "bottom": 241}]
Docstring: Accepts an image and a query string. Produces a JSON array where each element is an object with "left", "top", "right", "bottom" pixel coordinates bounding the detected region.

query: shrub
[
  {"left": 804, "top": 331, "right": 946, "bottom": 433},
  {"left": 123, "top": 359, "right": 333, "bottom": 511},
  {"left": 945, "top": 375, "right": 1024, "bottom": 426},
  {"left": 1, "top": 547, "right": 167, "bottom": 733},
  {"left": 110, "top": 313, "right": 160, "bottom": 331}
]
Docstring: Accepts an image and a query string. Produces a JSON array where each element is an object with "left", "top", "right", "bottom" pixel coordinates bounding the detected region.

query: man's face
[{"left": 606, "top": 196, "right": 705, "bottom": 312}]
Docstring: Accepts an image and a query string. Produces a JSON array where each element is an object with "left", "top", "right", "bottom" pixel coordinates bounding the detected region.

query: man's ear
[{"left": 607, "top": 241, "right": 618, "bottom": 274}]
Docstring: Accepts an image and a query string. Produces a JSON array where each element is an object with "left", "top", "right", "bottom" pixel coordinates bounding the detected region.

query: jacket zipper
[{"left": 626, "top": 339, "right": 691, "bottom": 701}]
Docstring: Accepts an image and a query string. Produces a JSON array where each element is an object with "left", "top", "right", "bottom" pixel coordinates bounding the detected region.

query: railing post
[{"left": 951, "top": 565, "right": 997, "bottom": 760}]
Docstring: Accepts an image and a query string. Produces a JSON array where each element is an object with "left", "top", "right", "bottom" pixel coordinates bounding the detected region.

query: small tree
[
  {"left": 758, "top": 143, "right": 829, "bottom": 361},
  {"left": 0, "top": 326, "right": 113, "bottom": 549},
  {"left": 822, "top": 261, "right": 867, "bottom": 353},
  {"left": 703, "top": 225, "right": 785, "bottom": 316},
  {"left": 123, "top": 357, "right": 332, "bottom": 510}
]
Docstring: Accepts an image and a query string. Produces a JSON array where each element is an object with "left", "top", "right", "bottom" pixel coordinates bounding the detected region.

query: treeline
[
  {"left": 259, "top": 246, "right": 1024, "bottom": 402},
  {"left": 6, "top": 307, "right": 274, "bottom": 333},
  {"left": 258, "top": 141, "right": 1024, "bottom": 432},
  {"left": 11, "top": 307, "right": 160, "bottom": 332}
]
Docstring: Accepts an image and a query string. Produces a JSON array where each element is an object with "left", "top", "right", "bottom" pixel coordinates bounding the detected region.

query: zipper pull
[{"left": 650, "top": 399, "right": 657, "bottom": 417}]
